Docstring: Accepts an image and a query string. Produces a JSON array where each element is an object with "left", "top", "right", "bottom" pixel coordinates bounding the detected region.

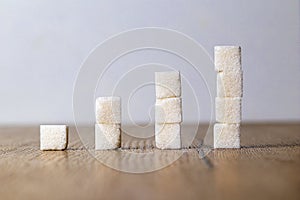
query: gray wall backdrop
[{"left": 0, "top": 0, "right": 299, "bottom": 125}]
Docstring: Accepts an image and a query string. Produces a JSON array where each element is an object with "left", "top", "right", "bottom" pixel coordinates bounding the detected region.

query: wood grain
[{"left": 0, "top": 124, "right": 299, "bottom": 200}]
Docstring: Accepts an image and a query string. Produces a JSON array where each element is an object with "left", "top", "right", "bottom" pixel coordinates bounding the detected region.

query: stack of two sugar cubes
[
  {"left": 214, "top": 46, "right": 243, "bottom": 148},
  {"left": 95, "top": 97, "right": 121, "bottom": 150},
  {"left": 155, "top": 71, "right": 182, "bottom": 149}
]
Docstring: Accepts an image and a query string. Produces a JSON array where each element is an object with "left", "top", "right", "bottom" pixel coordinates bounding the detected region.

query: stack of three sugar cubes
[
  {"left": 155, "top": 71, "right": 182, "bottom": 149},
  {"left": 214, "top": 46, "right": 243, "bottom": 148}
]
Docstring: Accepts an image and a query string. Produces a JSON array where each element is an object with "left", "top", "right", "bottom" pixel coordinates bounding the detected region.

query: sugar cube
[
  {"left": 216, "top": 97, "right": 241, "bottom": 123},
  {"left": 214, "top": 123, "right": 240, "bottom": 148},
  {"left": 40, "top": 125, "right": 68, "bottom": 150},
  {"left": 95, "top": 124, "right": 121, "bottom": 150},
  {"left": 155, "top": 71, "right": 181, "bottom": 99},
  {"left": 214, "top": 46, "right": 241, "bottom": 72},
  {"left": 155, "top": 123, "right": 181, "bottom": 149},
  {"left": 95, "top": 96, "right": 121, "bottom": 124},
  {"left": 217, "top": 70, "right": 243, "bottom": 97},
  {"left": 155, "top": 98, "right": 182, "bottom": 123}
]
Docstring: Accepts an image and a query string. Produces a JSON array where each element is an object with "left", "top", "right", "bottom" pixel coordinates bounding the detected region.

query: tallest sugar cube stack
[
  {"left": 214, "top": 46, "right": 243, "bottom": 149},
  {"left": 155, "top": 71, "right": 182, "bottom": 149}
]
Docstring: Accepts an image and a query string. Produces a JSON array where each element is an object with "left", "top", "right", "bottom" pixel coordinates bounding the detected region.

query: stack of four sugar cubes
[{"left": 214, "top": 46, "right": 243, "bottom": 148}]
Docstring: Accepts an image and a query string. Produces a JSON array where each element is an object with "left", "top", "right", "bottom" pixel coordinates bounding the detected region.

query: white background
[{"left": 0, "top": 0, "right": 299, "bottom": 125}]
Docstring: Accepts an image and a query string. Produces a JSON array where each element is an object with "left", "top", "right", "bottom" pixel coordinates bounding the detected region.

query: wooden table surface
[{"left": 0, "top": 124, "right": 299, "bottom": 200}]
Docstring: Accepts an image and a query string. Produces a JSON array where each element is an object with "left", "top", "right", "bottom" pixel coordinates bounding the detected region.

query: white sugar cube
[
  {"left": 95, "top": 124, "right": 121, "bottom": 150},
  {"left": 214, "top": 46, "right": 241, "bottom": 72},
  {"left": 40, "top": 125, "right": 68, "bottom": 150},
  {"left": 155, "top": 123, "right": 181, "bottom": 149},
  {"left": 217, "top": 70, "right": 243, "bottom": 97},
  {"left": 155, "top": 71, "right": 181, "bottom": 99},
  {"left": 155, "top": 98, "right": 182, "bottom": 123},
  {"left": 216, "top": 97, "right": 241, "bottom": 123},
  {"left": 214, "top": 123, "right": 240, "bottom": 148},
  {"left": 95, "top": 96, "right": 121, "bottom": 124}
]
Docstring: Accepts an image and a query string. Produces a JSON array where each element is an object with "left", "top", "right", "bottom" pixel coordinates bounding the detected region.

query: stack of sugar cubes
[
  {"left": 95, "top": 97, "right": 121, "bottom": 150},
  {"left": 214, "top": 46, "right": 243, "bottom": 148},
  {"left": 155, "top": 71, "right": 182, "bottom": 149}
]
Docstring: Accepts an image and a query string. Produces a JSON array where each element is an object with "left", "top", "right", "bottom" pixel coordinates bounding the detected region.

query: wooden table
[{"left": 0, "top": 124, "right": 299, "bottom": 200}]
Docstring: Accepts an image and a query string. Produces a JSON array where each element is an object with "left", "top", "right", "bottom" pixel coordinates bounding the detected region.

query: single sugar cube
[
  {"left": 40, "top": 125, "right": 68, "bottom": 150},
  {"left": 216, "top": 97, "right": 241, "bottom": 123},
  {"left": 155, "top": 71, "right": 181, "bottom": 99},
  {"left": 214, "top": 123, "right": 240, "bottom": 148},
  {"left": 217, "top": 70, "right": 243, "bottom": 97},
  {"left": 214, "top": 46, "right": 241, "bottom": 72},
  {"left": 96, "top": 96, "right": 121, "bottom": 124},
  {"left": 155, "top": 123, "right": 181, "bottom": 149},
  {"left": 155, "top": 97, "right": 182, "bottom": 123},
  {"left": 95, "top": 124, "right": 121, "bottom": 150}
]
